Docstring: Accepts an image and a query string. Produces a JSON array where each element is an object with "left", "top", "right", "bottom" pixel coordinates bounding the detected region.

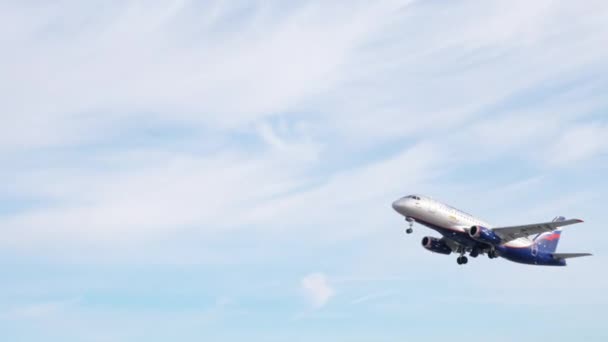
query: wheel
[
  {"left": 461, "top": 256, "right": 468, "bottom": 264},
  {"left": 470, "top": 250, "right": 479, "bottom": 258},
  {"left": 406, "top": 228, "right": 413, "bottom": 234},
  {"left": 456, "top": 257, "right": 462, "bottom": 265}
]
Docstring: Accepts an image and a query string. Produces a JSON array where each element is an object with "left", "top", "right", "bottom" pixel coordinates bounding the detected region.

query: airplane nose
[
  {"left": 391, "top": 199, "right": 400, "bottom": 211},
  {"left": 392, "top": 198, "right": 407, "bottom": 214}
]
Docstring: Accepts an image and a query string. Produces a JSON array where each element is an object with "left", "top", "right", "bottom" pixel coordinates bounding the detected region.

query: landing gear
[
  {"left": 405, "top": 217, "right": 414, "bottom": 234},
  {"left": 488, "top": 250, "right": 498, "bottom": 259},
  {"left": 456, "top": 247, "right": 468, "bottom": 265},
  {"left": 456, "top": 256, "right": 468, "bottom": 265},
  {"left": 470, "top": 249, "right": 479, "bottom": 258}
]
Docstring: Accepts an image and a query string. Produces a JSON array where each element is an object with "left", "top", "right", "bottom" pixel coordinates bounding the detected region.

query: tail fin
[{"left": 533, "top": 216, "right": 565, "bottom": 253}]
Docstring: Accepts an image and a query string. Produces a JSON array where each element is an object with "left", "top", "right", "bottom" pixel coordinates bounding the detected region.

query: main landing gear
[
  {"left": 456, "top": 256, "right": 468, "bottom": 265},
  {"left": 405, "top": 217, "right": 414, "bottom": 234},
  {"left": 456, "top": 247, "right": 468, "bottom": 265},
  {"left": 459, "top": 249, "right": 497, "bottom": 264},
  {"left": 488, "top": 250, "right": 499, "bottom": 259},
  {"left": 469, "top": 249, "right": 479, "bottom": 258}
]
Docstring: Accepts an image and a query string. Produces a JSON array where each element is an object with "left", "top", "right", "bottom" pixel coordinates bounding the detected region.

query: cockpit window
[{"left": 406, "top": 195, "right": 421, "bottom": 200}]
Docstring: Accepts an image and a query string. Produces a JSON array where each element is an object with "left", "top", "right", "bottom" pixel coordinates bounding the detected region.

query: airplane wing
[
  {"left": 442, "top": 228, "right": 492, "bottom": 253},
  {"left": 552, "top": 253, "right": 592, "bottom": 259},
  {"left": 492, "top": 218, "right": 584, "bottom": 243},
  {"left": 440, "top": 236, "right": 461, "bottom": 252}
]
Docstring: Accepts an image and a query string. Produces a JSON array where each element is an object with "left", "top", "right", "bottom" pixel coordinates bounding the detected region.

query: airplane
[{"left": 391, "top": 194, "right": 592, "bottom": 266}]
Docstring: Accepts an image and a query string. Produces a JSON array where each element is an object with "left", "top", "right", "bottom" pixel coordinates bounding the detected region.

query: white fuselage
[{"left": 392, "top": 195, "right": 532, "bottom": 248}]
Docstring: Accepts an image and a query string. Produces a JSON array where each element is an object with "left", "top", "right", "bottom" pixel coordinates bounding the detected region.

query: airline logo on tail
[{"left": 533, "top": 217, "right": 566, "bottom": 253}]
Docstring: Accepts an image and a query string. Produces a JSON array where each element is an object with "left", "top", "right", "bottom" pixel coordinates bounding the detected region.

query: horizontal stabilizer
[{"left": 552, "top": 253, "right": 592, "bottom": 259}]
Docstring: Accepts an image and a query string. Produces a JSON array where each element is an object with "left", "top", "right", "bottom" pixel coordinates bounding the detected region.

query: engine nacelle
[
  {"left": 468, "top": 225, "right": 502, "bottom": 245},
  {"left": 421, "top": 236, "right": 452, "bottom": 255}
]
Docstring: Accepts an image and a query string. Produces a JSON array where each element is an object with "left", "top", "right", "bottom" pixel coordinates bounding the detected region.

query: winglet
[{"left": 560, "top": 217, "right": 584, "bottom": 224}]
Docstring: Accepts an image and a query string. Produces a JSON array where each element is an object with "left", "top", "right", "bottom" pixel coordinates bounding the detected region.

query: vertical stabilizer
[{"left": 533, "top": 216, "right": 565, "bottom": 253}]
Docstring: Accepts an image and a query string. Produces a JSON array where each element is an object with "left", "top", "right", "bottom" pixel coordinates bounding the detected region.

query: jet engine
[
  {"left": 468, "top": 225, "right": 501, "bottom": 245},
  {"left": 421, "top": 236, "right": 452, "bottom": 255}
]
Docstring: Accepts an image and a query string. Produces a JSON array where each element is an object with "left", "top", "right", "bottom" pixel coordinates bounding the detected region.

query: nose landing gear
[{"left": 405, "top": 217, "right": 414, "bottom": 234}]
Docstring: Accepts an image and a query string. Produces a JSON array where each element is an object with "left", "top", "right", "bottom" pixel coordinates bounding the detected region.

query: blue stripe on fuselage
[
  {"left": 413, "top": 217, "right": 566, "bottom": 266},
  {"left": 497, "top": 245, "right": 566, "bottom": 266}
]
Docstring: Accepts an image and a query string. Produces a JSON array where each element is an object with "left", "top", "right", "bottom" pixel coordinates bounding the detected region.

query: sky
[{"left": 1, "top": 1, "right": 607, "bottom": 341}]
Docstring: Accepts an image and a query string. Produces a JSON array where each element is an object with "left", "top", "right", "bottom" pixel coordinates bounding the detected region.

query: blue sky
[{"left": 1, "top": 1, "right": 607, "bottom": 341}]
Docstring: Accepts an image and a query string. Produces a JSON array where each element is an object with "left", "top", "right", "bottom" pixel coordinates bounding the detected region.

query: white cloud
[
  {"left": 546, "top": 123, "right": 608, "bottom": 165},
  {"left": 0, "top": 139, "right": 444, "bottom": 256},
  {"left": 301, "top": 273, "right": 335, "bottom": 309},
  {"left": 256, "top": 121, "right": 322, "bottom": 162},
  {"left": 0, "top": 1, "right": 407, "bottom": 152},
  {"left": 5, "top": 0, "right": 605, "bottom": 153},
  {"left": 1, "top": 0, "right": 606, "bottom": 156},
  {"left": 321, "top": 1, "right": 608, "bottom": 145},
  {"left": 0, "top": 2, "right": 607, "bottom": 340},
  {"left": 0, "top": 148, "right": 311, "bottom": 247},
  {"left": 0, "top": 1, "right": 606, "bottom": 261}
]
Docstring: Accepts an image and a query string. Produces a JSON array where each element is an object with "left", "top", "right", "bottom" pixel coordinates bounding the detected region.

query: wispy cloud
[
  {"left": 546, "top": 122, "right": 608, "bottom": 165},
  {"left": 0, "top": 1, "right": 407, "bottom": 151},
  {"left": 2, "top": 298, "right": 80, "bottom": 320},
  {"left": 1, "top": 1, "right": 607, "bottom": 341},
  {"left": 351, "top": 290, "right": 397, "bottom": 305}
]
